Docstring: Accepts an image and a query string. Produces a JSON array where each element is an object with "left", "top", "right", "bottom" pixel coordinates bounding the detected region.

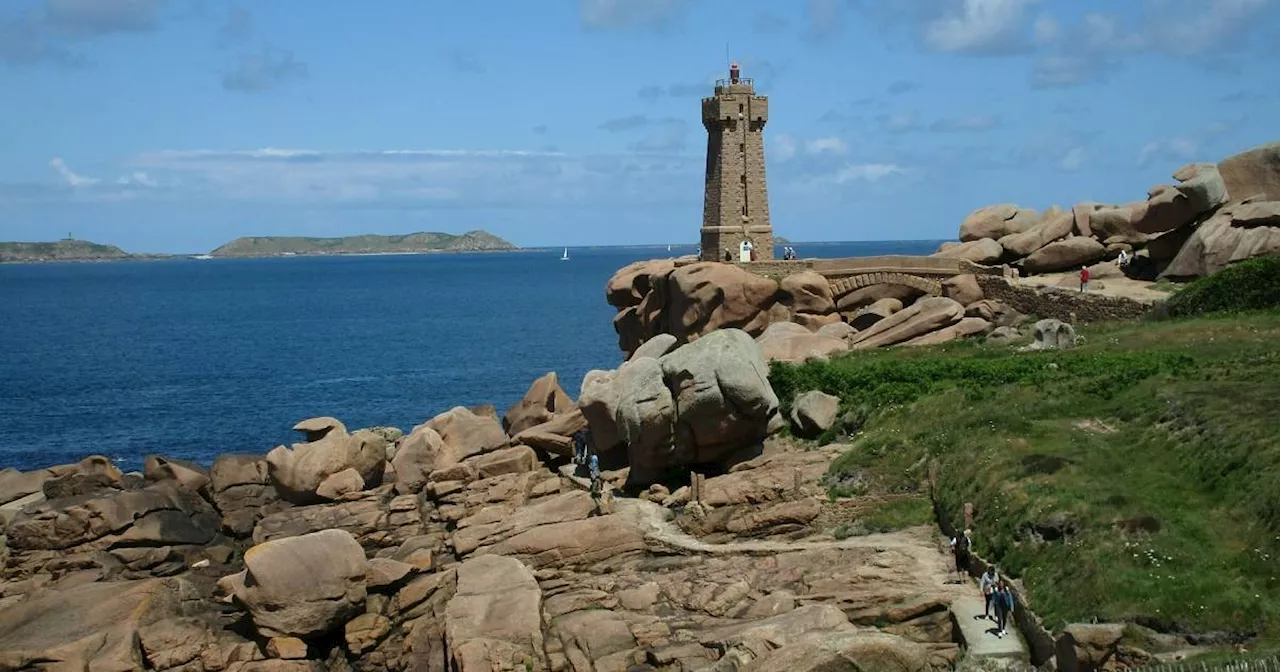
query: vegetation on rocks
[
  {"left": 209, "top": 229, "right": 516, "bottom": 256},
  {"left": 0, "top": 239, "right": 134, "bottom": 263},
  {"left": 772, "top": 311, "right": 1280, "bottom": 644},
  {"left": 1160, "top": 254, "right": 1280, "bottom": 318}
]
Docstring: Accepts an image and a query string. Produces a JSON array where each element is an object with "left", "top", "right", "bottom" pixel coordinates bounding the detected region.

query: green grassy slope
[
  {"left": 209, "top": 230, "right": 516, "bottom": 256},
  {"left": 772, "top": 309, "right": 1280, "bottom": 641}
]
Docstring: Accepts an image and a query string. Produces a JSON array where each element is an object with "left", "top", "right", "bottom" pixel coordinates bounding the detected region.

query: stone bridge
[{"left": 676, "top": 254, "right": 1012, "bottom": 301}]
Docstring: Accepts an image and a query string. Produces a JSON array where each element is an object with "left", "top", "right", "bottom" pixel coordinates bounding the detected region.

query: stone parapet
[{"left": 976, "top": 276, "right": 1151, "bottom": 323}]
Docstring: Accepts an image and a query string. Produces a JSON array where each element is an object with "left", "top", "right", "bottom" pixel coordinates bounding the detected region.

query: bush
[{"left": 1162, "top": 254, "right": 1280, "bottom": 318}]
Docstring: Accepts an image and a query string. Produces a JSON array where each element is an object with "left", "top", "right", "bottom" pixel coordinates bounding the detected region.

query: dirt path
[
  {"left": 559, "top": 463, "right": 1031, "bottom": 663},
  {"left": 1016, "top": 273, "right": 1173, "bottom": 304}
]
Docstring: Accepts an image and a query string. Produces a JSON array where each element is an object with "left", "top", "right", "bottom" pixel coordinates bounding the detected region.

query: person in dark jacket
[
  {"left": 950, "top": 529, "right": 973, "bottom": 580},
  {"left": 993, "top": 581, "right": 1015, "bottom": 637}
]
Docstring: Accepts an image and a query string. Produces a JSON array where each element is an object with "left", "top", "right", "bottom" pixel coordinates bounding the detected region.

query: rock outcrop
[
  {"left": 266, "top": 417, "right": 388, "bottom": 504},
  {"left": 936, "top": 142, "right": 1280, "bottom": 281},
  {"left": 580, "top": 328, "right": 779, "bottom": 486}
]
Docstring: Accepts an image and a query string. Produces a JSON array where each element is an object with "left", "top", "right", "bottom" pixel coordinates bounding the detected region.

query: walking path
[{"left": 557, "top": 464, "right": 1031, "bottom": 664}]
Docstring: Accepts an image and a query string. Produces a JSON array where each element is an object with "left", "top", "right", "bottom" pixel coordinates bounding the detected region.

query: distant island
[
  {"left": 0, "top": 239, "right": 162, "bottom": 264},
  {"left": 210, "top": 230, "right": 517, "bottom": 258}
]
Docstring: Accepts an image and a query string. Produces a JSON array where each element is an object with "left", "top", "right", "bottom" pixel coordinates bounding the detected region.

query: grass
[
  {"left": 771, "top": 309, "right": 1280, "bottom": 644},
  {"left": 1159, "top": 254, "right": 1280, "bottom": 318}
]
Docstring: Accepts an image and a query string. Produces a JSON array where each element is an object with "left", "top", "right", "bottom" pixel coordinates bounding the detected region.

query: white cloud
[
  {"left": 771, "top": 134, "right": 798, "bottom": 162},
  {"left": 930, "top": 115, "right": 1001, "bottom": 132},
  {"left": 117, "top": 171, "right": 157, "bottom": 187},
  {"left": 1033, "top": 14, "right": 1059, "bottom": 44},
  {"left": 122, "top": 146, "right": 700, "bottom": 207},
  {"left": 1137, "top": 138, "right": 1201, "bottom": 167},
  {"left": 49, "top": 157, "right": 99, "bottom": 187},
  {"left": 881, "top": 112, "right": 921, "bottom": 133},
  {"left": 923, "top": 0, "right": 1040, "bottom": 54},
  {"left": 1060, "top": 147, "right": 1086, "bottom": 172},
  {"left": 804, "top": 137, "right": 849, "bottom": 155},
  {"left": 834, "top": 163, "right": 906, "bottom": 183},
  {"left": 578, "top": 0, "right": 692, "bottom": 30}
]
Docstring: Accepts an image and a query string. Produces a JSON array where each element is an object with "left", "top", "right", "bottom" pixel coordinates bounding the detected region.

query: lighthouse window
[
  {"left": 740, "top": 174, "right": 746, "bottom": 184},
  {"left": 739, "top": 142, "right": 745, "bottom": 153},
  {"left": 739, "top": 103, "right": 743, "bottom": 112}
]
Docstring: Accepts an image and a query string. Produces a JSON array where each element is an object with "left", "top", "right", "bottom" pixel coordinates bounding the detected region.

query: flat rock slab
[{"left": 952, "top": 593, "right": 1028, "bottom": 660}]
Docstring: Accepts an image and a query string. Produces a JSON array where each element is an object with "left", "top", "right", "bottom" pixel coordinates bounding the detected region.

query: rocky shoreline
[{"left": 0, "top": 330, "right": 987, "bottom": 672}]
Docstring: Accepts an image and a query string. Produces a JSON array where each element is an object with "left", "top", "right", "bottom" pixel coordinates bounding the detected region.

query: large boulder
[
  {"left": 1217, "top": 142, "right": 1280, "bottom": 201},
  {"left": 143, "top": 455, "right": 211, "bottom": 494},
  {"left": 1129, "top": 184, "right": 1203, "bottom": 235},
  {"left": 226, "top": 528, "right": 369, "bottom": 639},
  {"left": 756, "top": 321, "right": 850, "bottom": 363},
  {"left": 1162, "top": 201, "right": 1280, "bottom": 279},
  {"left": 0, "top": 578, "right": 195, "bottom": 671},
  {"left": 209, "top": 453, "right": 283, "bottom": 538},
  {"left": 999, "top": 208, "right": 1074, "bottom": 257},
  {"left": 850, "top": 297, "right": 965, "bottom": 349},
  {"left": 446, "top": 555, "right": 545, "bottom": 671},
  {"left": 1174, "top": 163, "right": 1229, "bottom": 213},
  {"left": 512, "top": 406, "right": 589, "bottom": 457},
  {"left": 629, "top": 333, "right": 679, "bottom": 361},
  {"left": 664, "top": 262, "right": 782, "bottom": 340},
  {"left": 849, "top": 298, "right": 903, "bottom": 331},
  {"left": 581, "top": 329, "right": 780, "bottom": 487},
  {"left": 607, "top": 258, "right": 675, "bottom": 308},
  {"left": 959, "top": 204, "right": 1038, "bottom": 241},
  {"left": 391, "top": 424, "right": 457, "bottom": 495},
  {"left": 934, "top": 238, "right": 1003, "bottom": 264},
  {"left": 835, "top": 284, "right": 925, "bottom": 312},
  {"left": 6, "top": 480, "right": 218, "bottom": 551},
  {"left": 779, "top": 271, "right": 835, "bottom": 315},
  {"left": 1025, "top": 319, "right": 1078, "bottom": 351},
  {"left": 612, "top": 357, "right": 677, "bottom": 481},
  {"left": 1087, "top": 203, "right": 1148, "bottom": 245},
  {"left": 791, "top": 391, "right": 840, "bottom": 439},
  {"left": 425, "top": 406, "right": 509, "bottom": 460},
  {"left": 941, "top": 274, "right": 983, "bottom": 306},
  {"left": 266, "top": 418, "right": 387, "bottom": 504},
  {"left": 657, "top": 329, "right": 779, "bottom": 472},
  {"left": 503, "top": 372, "right": 573, "bottom": 436},
  {"left": 902, "top": 316, "right": 992, "bottom": 346},
  {"left": 1023, "top": 236, "right": 1107, "bottom": 274}
]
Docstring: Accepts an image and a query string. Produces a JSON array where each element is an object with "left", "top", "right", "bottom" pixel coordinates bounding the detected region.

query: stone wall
[
  {"left": 977, "top": 276, "right": 1151, "bottom": 323},
  {"left": 935, "top": 499, "right": 1058, "bottom": 668}
]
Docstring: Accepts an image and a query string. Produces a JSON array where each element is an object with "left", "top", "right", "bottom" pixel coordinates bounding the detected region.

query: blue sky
[{"left": 1, "top": 0, "right": 1277, "bottom": 253}]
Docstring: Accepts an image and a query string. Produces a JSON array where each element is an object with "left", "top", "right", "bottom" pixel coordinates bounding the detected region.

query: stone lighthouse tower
[{"left": 699, "top": 62, "right": 774, "bottom": 262}]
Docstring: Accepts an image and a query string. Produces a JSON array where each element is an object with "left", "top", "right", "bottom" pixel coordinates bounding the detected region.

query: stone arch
[{"left": 828, "top": 272, "right": 943, "bottom": 300}]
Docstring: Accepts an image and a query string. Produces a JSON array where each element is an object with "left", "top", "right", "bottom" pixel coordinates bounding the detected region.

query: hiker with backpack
[{"left": 950, "top": 529, "right": 973, "bottom": 580}]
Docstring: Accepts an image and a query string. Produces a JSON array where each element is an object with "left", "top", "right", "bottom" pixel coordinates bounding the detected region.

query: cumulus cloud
[
  {"left": 880, "top": 112, "right": 921, "bottom": 133},
  {"left": 1059, "top": 147, "right": 1086, "bottom": 172},
  {"left": 222, "top": 46, "right": 308, "bottom": 93},
  {"left": 578, "top": 0, "right": 692, "bottom": 30},
  {"left": 834, "top": 163, "right": 907, "bottom": 183},
  {"left": 1137, "top": 138, "right": 1201, "bottom": 167},
  {"left": 805, "top": 137, "right": 849, "bottom": 155},
  {"left": 118, "top": 147, "right": 703, "bottom": 208},
  {"left": 771, "top": 134, "right": 799, "bottom": 162},
  {"left": 49, "top": 158, "right": 99, "bottom": 187},
  {"left": 923, "top": 0, "right": 1041, "bottom": 54},
  {"left": 806, "top": 0, "right": 847, "bottom": 40}
]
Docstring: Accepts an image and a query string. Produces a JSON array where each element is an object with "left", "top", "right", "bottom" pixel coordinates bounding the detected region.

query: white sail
[{"left": 560, "top": 247, "right": 570, "bottom": 261}]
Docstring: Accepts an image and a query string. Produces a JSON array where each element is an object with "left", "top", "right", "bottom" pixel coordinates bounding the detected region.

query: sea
[{"left": 0, "top": 241, "right": 942, "bottom": 472}]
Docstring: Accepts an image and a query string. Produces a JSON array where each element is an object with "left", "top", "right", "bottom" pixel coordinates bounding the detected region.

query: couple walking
[{"left": 952, "top": 529, "right": 1015, "bottom": 638}]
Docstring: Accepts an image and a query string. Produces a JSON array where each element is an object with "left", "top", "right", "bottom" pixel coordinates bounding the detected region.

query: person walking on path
[
  {"left": 572, "top": 429, "right": 590, "bottom": 468},
  {"left": 993, "top": 581, "right": 1015, "bottom": 637},
  {"left": 978, "top": 567, "right": 999, "bottom": 620},
  {"left": 950, "top": 529, "right": 973, "bottom": 581},
  {"left": 588, "top": 454, "right": 603, "bottom": 514},
  {"left": 1080, "top": 265, "right": 1091, "bottom": 292}
]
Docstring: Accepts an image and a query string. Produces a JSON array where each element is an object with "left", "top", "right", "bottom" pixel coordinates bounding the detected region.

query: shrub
[{"left": 1161, "top": 254, "right": 1280, "bottom": 318}]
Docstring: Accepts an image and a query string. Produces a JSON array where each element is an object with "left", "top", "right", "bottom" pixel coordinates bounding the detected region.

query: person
[
  {"left": 950, "top": 528, "right": 973, "bottom": 580},
  {"left": 588, "top": 453, "right": 603, "bottom": 513},
  {"left": 978, "top": 567, "right": 999, "bottom": 620},
  {"left": 572, "top": 428, "right": 589, "bottom": 467},
  {"left": 993, "top": 581, "right": 1015, "bottom": 637},
  {"left": 1117, "top": 249, "right": 1129, "bottom": 267},
  {"left": 724, "top": 249, "right": 732, "bottom": 262},
  {"left": 1080, "top": 265, "right": 1091, "bottom": 292}
]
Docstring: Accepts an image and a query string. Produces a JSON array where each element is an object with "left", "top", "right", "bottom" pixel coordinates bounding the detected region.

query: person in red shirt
[{"left": 1080, "top": 266, "right": 1090, "bottom": 292}]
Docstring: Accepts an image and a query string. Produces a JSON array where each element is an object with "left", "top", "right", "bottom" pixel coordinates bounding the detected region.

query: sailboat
[{"left": 560, "top": 247, "right": 570, "bottom": 261}]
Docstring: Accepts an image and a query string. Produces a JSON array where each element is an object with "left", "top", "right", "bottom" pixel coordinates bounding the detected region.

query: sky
[{"left": 1, "top": 0, "right": 1278, "bottom": 253}]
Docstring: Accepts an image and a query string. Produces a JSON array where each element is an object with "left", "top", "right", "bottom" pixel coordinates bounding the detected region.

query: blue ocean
[{"left": 0, "top": 241, "right": 941, "bottom": 471}]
